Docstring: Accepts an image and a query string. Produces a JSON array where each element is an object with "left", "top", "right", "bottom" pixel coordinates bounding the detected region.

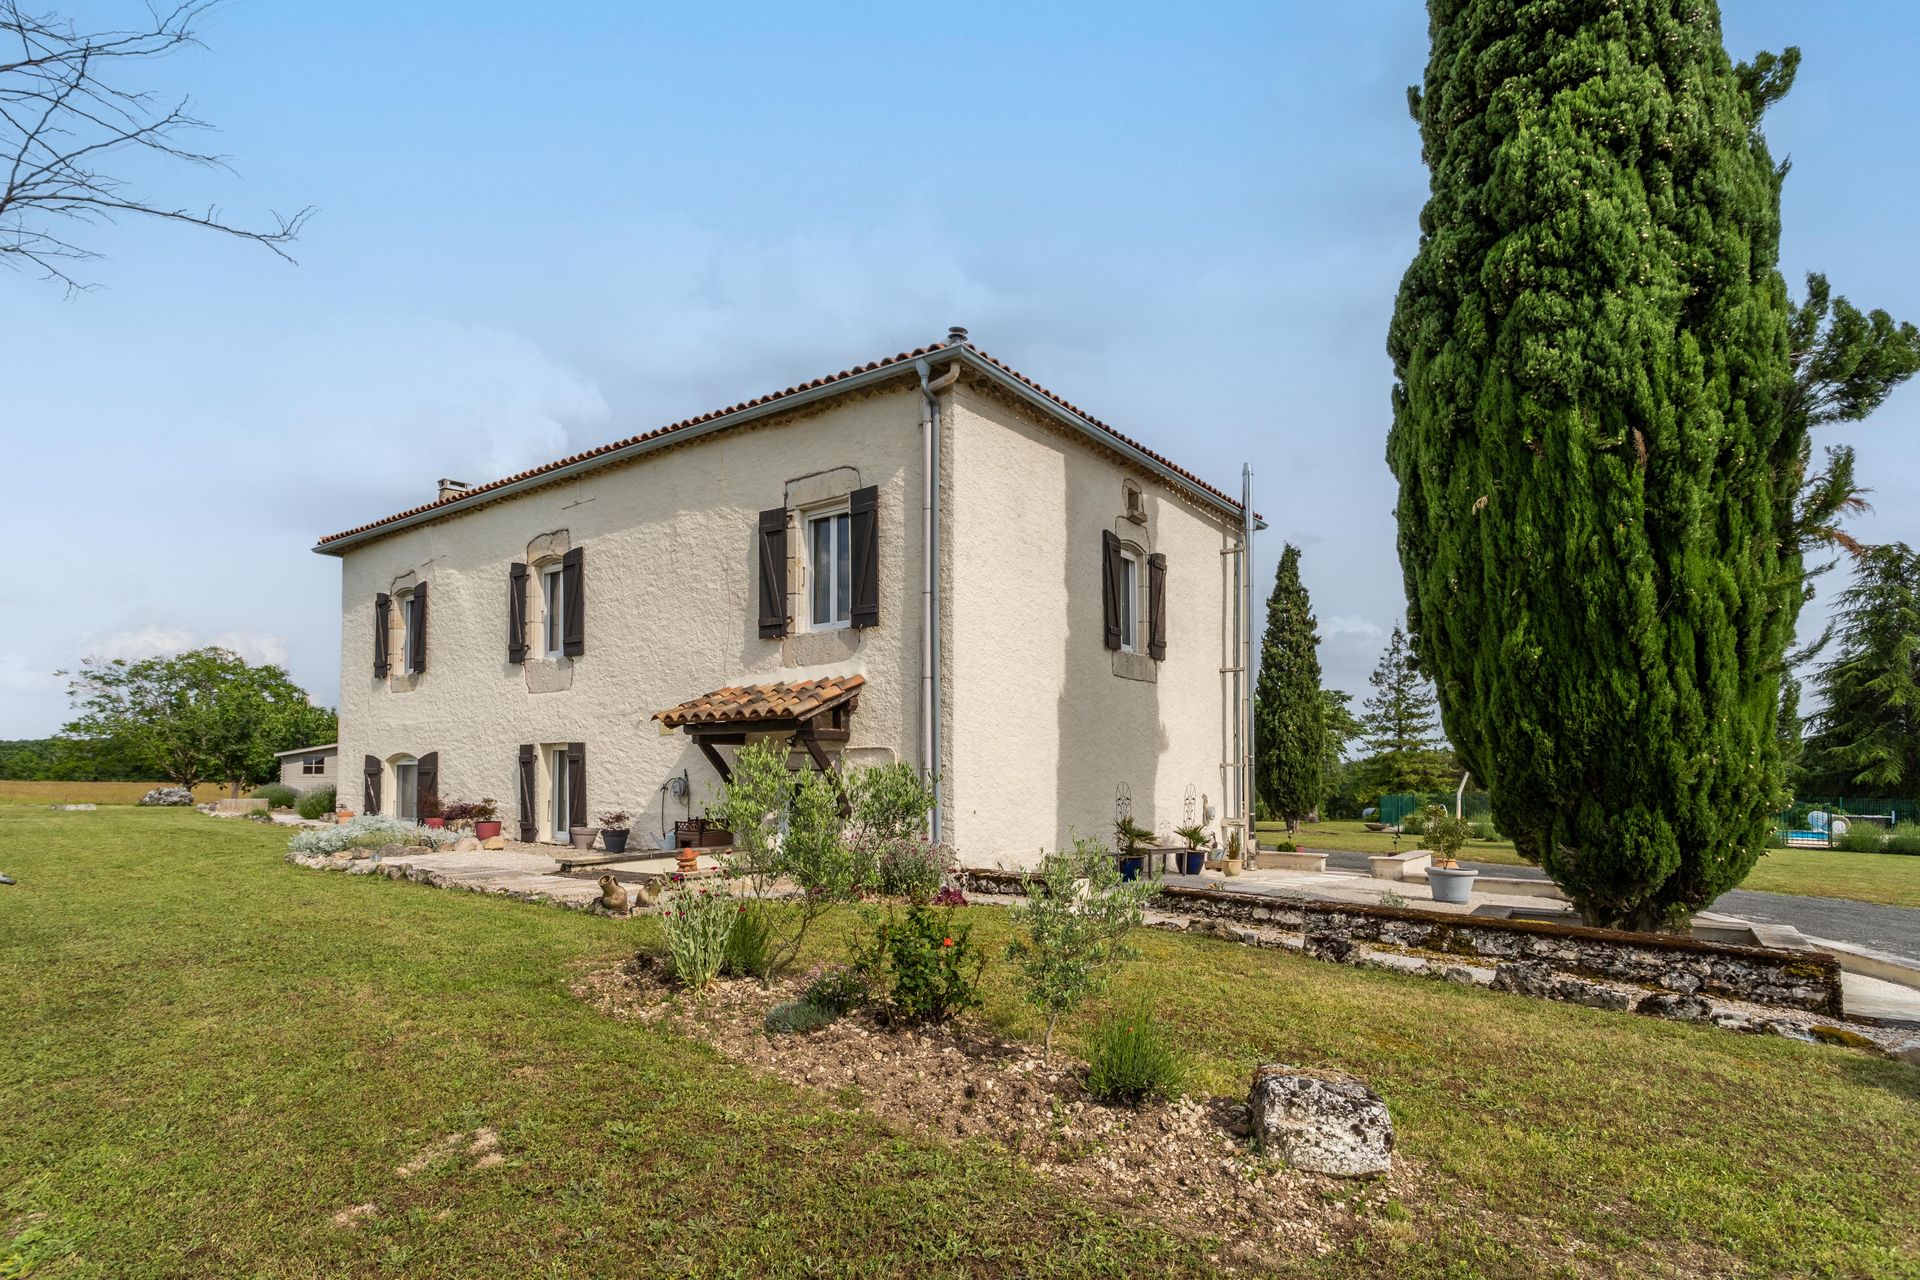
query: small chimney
[
  {"left": 437, "top": 478, "right": 470, "bottom": 502},
  {"left": 946, "top": 325, "right": 969, "bottom": 346}
]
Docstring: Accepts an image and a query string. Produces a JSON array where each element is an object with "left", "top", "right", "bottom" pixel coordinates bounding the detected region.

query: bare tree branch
[{"left": 0, "top": 1, "right": 312, "bottom": 293}]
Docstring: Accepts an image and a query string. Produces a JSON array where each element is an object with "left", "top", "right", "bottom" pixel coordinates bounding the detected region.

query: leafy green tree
[
  {"left": 1800, "top": 545, "right": 1920, "bottom": 797},
  {"left": 1356, "top": 626, "right": 1454, "bottom": 797},
  {"left": 1388, "top": 3, "right": 1804, "bottom": 928},
  {"left": 1319, "top": 689, "right": 1361, "bottom": 810},
  {"left": 1254, "top": 544, "right": 1326, "bottom": 832},
  {"left": 1005, "top": 838, "right": 1158, "bottom": 1057},
  {"left": 61, "top": 647, "right": 336, "bottom": 794},
  {"left": 1784, "top": 275, "right": 1920, "bottom": 572}
]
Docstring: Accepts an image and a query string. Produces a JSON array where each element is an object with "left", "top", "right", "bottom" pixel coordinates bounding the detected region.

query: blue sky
[{"left": 6, "top": 1, "right": 1918, "bottom": 736}]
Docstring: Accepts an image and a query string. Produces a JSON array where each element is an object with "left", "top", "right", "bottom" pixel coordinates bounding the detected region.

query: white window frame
[
  {"left": 548, "top": 745, "right": 570, "bottom": 841},
  {"left": 397, "top": 589, "right": 420, "bottom": 674},
  {"left": 392, "top": 756, "right": 418, "bottom": 822},
  {"left": 540, "top": 562, "right": 566, "bottom": 658},
  {"left": 301, "top": 755, "right": 325, "bottom": 776},
  {"left": 1118, "top": 549, "right": 1140, "bottom": 654},
  {"left": 804, "top": 505, "right": 853, "bottom": 632}
]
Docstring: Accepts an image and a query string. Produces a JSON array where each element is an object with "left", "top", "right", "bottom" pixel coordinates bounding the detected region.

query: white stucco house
[{"left": 315, "top": 331, "right": 1260, "bottom": 866}]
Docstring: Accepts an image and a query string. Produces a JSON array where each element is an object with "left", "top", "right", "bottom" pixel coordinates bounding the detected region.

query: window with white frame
[
  {"left": 398, "top": 590, "right": 421, "bottom": 673},
  {"left": 301, "top": 755, "right": 325, "bottom": 776},
  {"left": 392, "top": 756, "right": 418, "bottom": 822},
  {"left": 1118, "top": 550, "right": 1140, "bottom": 653},
  {"left": 806, "top": 507, "right": 852, "bottom": 630},
  {"left": 548, "top": 744, "right": 570, "bottom": 839},
  {"left": 540, "top": 562, "right": 565, "bottom": 657}
]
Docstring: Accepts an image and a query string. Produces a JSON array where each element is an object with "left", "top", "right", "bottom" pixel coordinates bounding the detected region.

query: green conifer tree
[
  {"left": 1800, "top": 545, "right": 1920, "bottom": 798},
  {"left": 1388, "top": 3, "right": 1802, "bottom": 927},
  {"left": 1357, "top": 625, "right": 1453, "bottom": 797},
  {"left": 1254, "top": 545, "right": 1326, "bottom": 832}
]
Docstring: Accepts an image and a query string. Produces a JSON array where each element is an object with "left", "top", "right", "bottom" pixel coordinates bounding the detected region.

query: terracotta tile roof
[
  {"left": 315, "top": 339, "right": 1247, "bottom": 551},
  {"left": 654, "top": 675, "right": 865, "bottom": 729}
]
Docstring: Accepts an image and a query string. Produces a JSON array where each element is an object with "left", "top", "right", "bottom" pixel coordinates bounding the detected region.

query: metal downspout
[
  {"left": 917, "top": 350, "right": 961, "bottom": 842},
  {"left": 1242, "top": 464, "right": 1256, "bottom": 833}
]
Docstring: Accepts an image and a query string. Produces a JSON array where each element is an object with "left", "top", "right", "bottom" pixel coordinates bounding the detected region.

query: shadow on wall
[{"left": 1053, "top": 474, "right": 1167, "bottom": 856}]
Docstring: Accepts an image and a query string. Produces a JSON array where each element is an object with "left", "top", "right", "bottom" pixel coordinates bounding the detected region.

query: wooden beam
[
  {"left": 794, "top": 729, "right": 833, "bottom": 774},
  {"left": 696, "top": 739, "right": 732, "bottom": 783}
]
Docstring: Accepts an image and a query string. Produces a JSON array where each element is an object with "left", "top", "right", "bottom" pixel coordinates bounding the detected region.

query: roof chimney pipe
[
  {"left": 437, "top": 478, "right": 470, "bottom": 502},
  {"left": 946, "top": 325, "right": 969, "bottom": 346}
]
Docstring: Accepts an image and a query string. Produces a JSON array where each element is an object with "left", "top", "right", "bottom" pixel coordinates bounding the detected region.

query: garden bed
[{"left": 574, "top": 955, "right": 1408, "bottom": 1268}]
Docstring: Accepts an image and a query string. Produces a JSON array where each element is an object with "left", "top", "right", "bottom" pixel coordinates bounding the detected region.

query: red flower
[{"left": 941, "top": 937, "right": 954, "bottom": 948}]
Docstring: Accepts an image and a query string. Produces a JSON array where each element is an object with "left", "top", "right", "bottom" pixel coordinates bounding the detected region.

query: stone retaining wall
[{"left": 957, "top": 869, "right": 1843, "bottom": 1017}]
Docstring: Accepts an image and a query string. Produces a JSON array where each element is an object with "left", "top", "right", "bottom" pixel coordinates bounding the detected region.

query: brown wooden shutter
[
  {"left": 1147, "top": 553, "right": 1167, "bottom": 661},
  {"left": 508, "top": 563, "right": 529, "bottom": 663},
  {"left": 373, "top": 594, "right": 391, "bottom": 677},
  {"left": 517, "top": 745, "right": 537, "bottom": 842},
  {"left": 849, "top": 485, "right": 879, "bottom": 629},
  {"left": 363, "top": 754, "right": 382, "bottom": 815},
  {"left": 757, "top": 507, "right": 788, "bottom": 638},
  {"left": 417, "top": 751, "right": 440, "bottom": 819},
  {"left": 566, "top": 741, "right": 587, "bottom": 831},
  {"left": 1101, "top": 531, "right": 1123, "bottom": 651},
  {"left": 408, "top": 583, "right": 428, "bottom": 674},
  {"left": 562, "top": 546, "right": 585, "bottom": 657}
]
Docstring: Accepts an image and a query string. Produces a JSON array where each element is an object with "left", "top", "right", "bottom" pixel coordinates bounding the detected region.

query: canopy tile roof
[{"left": 654, "top": 675, "right": 865, "bottom": 729}]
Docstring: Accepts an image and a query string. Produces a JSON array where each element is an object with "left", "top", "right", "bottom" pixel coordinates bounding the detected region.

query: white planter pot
[{"left": 1428, "top": 867, "right": 1478, "bottom": 905}]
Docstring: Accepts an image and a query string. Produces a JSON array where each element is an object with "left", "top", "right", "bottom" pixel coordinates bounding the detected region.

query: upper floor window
[
  {"left": 807, "top": 507, "right": 852, "bottom": 630},
  {"left": 398, "top": 590, "right": 423, "bottom": 674},
  {"left": 301, "top": 755, "right": 325, "bottom": 776},
  {"left": 541, "top": 562, "right": 565, "bottom": 657},
  {"left": 1117, "top": 549, "right": 1140, "bottom": 653}
]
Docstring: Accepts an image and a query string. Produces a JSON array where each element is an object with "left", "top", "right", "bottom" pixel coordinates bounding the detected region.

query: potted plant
[
  {"left": 569, "top": 822, "right": 599, "bottom": 851},
  {"left": 422, "top": 794, "right": 445, "bottom": 830},
  {"left": 1223, "top": 827, "right": 1244, "bottom": 876},
  {"left": 598, "top": 810, "right": 632, "bottom": 854},
  {"left": 1173, "top": 823, "right": 1213, "bottom": 876},
  {"left": 470, "top": 798, "right": 501, "bottom": 841},
  {"left": 1420, "top": 803, "right": 1477, "bottom": 904},
  {"left": 1114, "top": 816, "right": 1154, "bottom": 881},
  {"left": 334, "top": 807, "right": 355, "bottom": 824}
]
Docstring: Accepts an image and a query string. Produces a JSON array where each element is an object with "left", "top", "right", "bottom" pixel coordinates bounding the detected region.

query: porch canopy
[{"left": 653, "top": 674, "right": 864, "bottom": 781}]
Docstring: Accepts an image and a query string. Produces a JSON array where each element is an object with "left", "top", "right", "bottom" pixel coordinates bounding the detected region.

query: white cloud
[
  {"left": 1322, "top": 615, "right": 1386, "bottom": 641},
  {"left": 79, "top": 624, "right": 292, "bottom": 669}
]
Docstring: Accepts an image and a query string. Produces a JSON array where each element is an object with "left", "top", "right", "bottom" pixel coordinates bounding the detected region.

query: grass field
[
  {"left": 3, "top": 807, "right": 1916, "bottom": 1278},
  {"left": 1265, "top": 821, "right": 1920, "bottom": 908},
  {"left": 0, "top": 780, "right": 229, "bottom": 805}
]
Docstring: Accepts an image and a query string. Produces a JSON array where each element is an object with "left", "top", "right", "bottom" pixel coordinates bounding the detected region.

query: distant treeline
[{"left": 0, "top": 737, "right": 149, "bottom": 781}]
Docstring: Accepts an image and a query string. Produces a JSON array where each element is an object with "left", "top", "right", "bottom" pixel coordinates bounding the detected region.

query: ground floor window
[
  {"left": 392, "top": 756, "right": 418, "bottom": 822},
  {"left": 549, "top": 745, "right": 570, "bottom": 841},
  {"left": 301, "top": 755, "right": 325, "bottom": 776}
]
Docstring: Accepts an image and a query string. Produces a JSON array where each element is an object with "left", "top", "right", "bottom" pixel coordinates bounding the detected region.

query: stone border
[{"left": 956, "top": 869, "right": 1843, "bottom": 1017}]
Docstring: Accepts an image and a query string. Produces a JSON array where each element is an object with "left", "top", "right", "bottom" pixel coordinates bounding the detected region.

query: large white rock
[{"left": 1248, "top": 1064, "right": 1394, "bottom": 1177}]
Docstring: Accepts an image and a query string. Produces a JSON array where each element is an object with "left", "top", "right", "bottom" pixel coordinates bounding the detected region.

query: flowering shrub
[
  {"left": 1084, "top": 1001, "right": 1182, "bottom": 1106},
  {"left": 801, "top": 964, "right": 868, "bottom": 1015},
  {"left": 287, "top": 815, "right": 453, "bottom": 855},
  {"left": 859, "top": 903, "right": 982, "bottom": 1025},
  {"left": 661, "top": 880, "right": 737, "bottom": 990},
  {"left": 929, "top": 886, "right": 967, "bottom": 908}
]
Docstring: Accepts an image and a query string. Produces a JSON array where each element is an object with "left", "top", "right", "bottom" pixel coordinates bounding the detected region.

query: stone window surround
[
  {"left": 523, "top": 530, "right": 574, "bottom": 693},
  {"left": 782, "top": 467, "right": 866, "bottom": 668},
  {"left": 385, "top": 570, "right": 423, "bottom": 692},
  {"left": 1111, "top": 511, "right": 1156, "bottom": 684}
]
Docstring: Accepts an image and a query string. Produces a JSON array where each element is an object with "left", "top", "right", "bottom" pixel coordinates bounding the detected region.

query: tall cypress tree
[
  {"left": 1254, "top": 544, "right": 1326, "bottom": 832},
  {"left": 1800, "top": 545, "right": 1920, "bottom": 798},
  {"left": 1387, "top": 2, "right": 1801, "bottom": 928}
]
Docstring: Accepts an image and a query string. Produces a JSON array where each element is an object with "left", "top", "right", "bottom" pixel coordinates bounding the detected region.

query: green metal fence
[{"left": 1378, "top": 791, "right": 1492, "bottom": 827}]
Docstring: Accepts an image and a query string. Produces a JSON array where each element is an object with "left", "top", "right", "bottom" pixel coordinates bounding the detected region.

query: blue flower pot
[
  {"left": 1119, "top": 856, "right": 1144, "bottom": 881},
  {"left": 1182, "top": 851, "right": 1205, "bottom": 875}
]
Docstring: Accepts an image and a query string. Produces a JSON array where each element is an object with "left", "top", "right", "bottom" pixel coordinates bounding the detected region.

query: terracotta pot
[
  {"left": 424, "top": 817, "right": 446, "bottom": 829},
  {"left": 570, "top": 826, "right": 599, "bottom": 851},
  {"left": 1224, "top": 855, "right": 1244, "bottom": 877},
  {"left": 676, "top": 846, "right": 700, "bottom": 873},
  {"left": 473, "top": 820, "right": 502, "bottom": 840},
  {"left": 335, "top": 809, "right": 355, "bottom": 824}
]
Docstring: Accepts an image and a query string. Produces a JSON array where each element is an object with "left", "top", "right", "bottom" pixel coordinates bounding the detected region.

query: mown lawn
[
  {"left": 2, "top": 808, "right": 1916, "bottom": 1279},
  {"left": 0, "top": 780, "right": 229, "bottom": 805},
  {"left": 1267, "top": 820, "right": 1920, "bottom": 908}
]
